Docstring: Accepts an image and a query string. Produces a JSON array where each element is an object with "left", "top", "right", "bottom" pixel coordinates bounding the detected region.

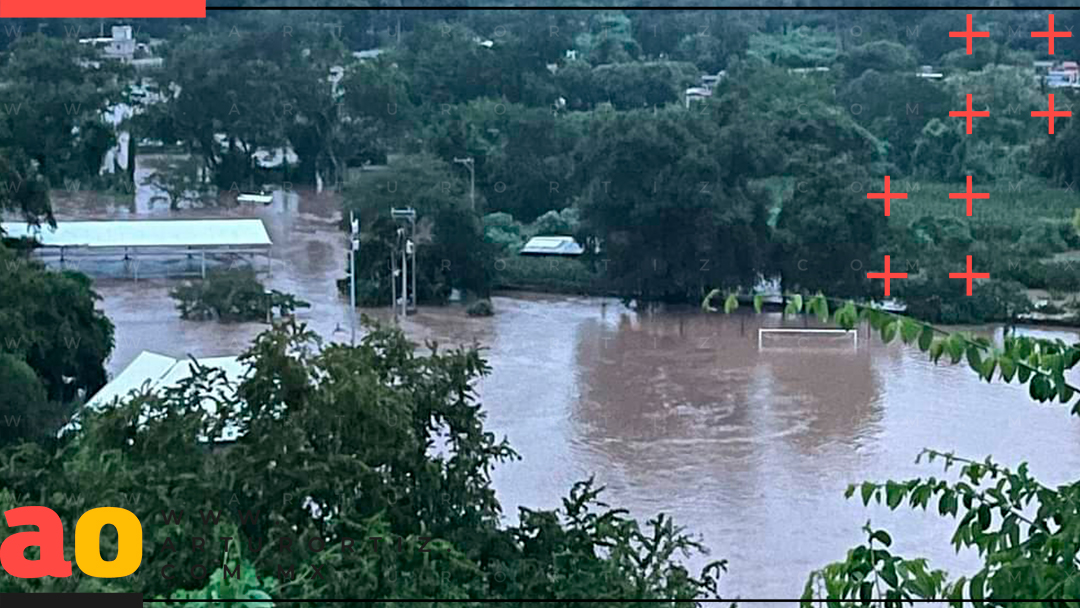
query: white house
[{"left": 79, "top": 26, "right": 136, "bottom": 63}]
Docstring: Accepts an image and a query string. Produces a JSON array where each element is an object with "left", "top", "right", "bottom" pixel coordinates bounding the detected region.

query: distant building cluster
[
  {"left": 1041, "top": 61, "right": 1080, "bottom": 88},
  {"left": 684, "top": 71, "right": 725, "bottom": 107},
  {"left": 78, "top": 25, "right": 163, "bottom": 70}
]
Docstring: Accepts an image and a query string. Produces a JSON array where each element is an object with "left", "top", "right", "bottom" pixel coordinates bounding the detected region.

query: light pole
[
  {"left": 391, "top": 207, "right": 417, "bottom": 316},
  {"left": 349, "top": 211, "right": 359, "bottom": 345},
  {"left": 453, "top": 157, "right": 475, "bottom": 211}
]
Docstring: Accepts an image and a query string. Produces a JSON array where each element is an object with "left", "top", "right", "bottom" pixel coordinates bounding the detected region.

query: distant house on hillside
[
  {"left": 353, "top": 48, "right": 384, "bottom": 61},
  {"left": 79, "top": 26, "right": 136, "bottom": 63},
  {"left": 916, "top": 65, "right": 943, "bottom": 79},
  {"left": 1047, "top": 61, "right": 1080, "bottom": 88},
  {"left": 789, "top": 66, "right": 830, "bottom": 75},
  {"left": 78, "top": 25, "right": 163, "bottom": 70},
  {"left": 686, "top": 71, "right": 725, "bottom": 107},
  {"left": 685, "top": 86, "right": 712, "bottom": 108}
]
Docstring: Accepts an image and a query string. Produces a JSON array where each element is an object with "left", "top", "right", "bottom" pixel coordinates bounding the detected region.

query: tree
[
  {"left": 169, "top": 268, "right": 309, "bottom": 322},
  {"left": 0, "top": 319, "right": 729, "bottom": 604},
  {"left": 141, "top": 24, "right": 349, "bottom": 189},
  {"left": 574, "top": 12, "right": 641, "bottom": 66},
  {"left": 772, "top": 158, "right": 888, "bottom": 299},
  {"left": 0, "top": 147, "right": 51, "bottom": 224},
  {"left": 576, "top": 106, "right": 772, "bottom": 302},
  {"left": 838, "top": 71, "right": 949, "bottom": 175},
  {"left": 0, "top": 248, "right": 115, "bottom": 403},
  {"left": 0, "top": 34, "right": 127, "bottom": 187},
  {"left": 399, "top": 21, "right": 506, "bottom": 107},
  {"left": 425, "top": 99, "right": 580, "bottom": 222},
  {"left": 591, "top": 60, "right": 701, "bottom": 110},
  {"left": 341, "top": 153, "right": 493, "bottom": 304},
  {"left": 0, "top": 353, "right": 55, "bottom": 448},
  {"left": 748, "top": 26, "right": 838, "bottom": 68},
  {"left": 675, "top": 33, "right": 732, "bottom": 74},
  {"left": 715, "top": 58, "right": 886, "bottom": 299},
  {"left": 911, "top": 65, "right": 1041, "bottom": 182},
  {"left": 840, "top": 40, "right": 916, "bottom": 78}
]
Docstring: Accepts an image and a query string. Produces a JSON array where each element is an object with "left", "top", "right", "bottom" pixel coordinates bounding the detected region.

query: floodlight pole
[
  {"left": 390, "top": 207, "right": 417, "bottom": 317},
  {"left": 410, "top": 221, "right": 416, "bottom": 314},
  {"left": 393, "top": 240, "right": 401, "bottom": 323},
  {"left": 453, "top": 157, "right": 475, "bottom": 211},
  {"left": 349, "top": 211, "right": 359, "bottom": 345}
]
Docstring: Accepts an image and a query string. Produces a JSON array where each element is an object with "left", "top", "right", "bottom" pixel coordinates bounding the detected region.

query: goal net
[{"left": 758, "top": 328, "right": 858, "bottom": 351}]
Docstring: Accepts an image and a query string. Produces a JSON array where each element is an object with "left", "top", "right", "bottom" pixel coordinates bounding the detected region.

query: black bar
[{"left": 0, "top": 593, "right": 142, "bottom": 608}]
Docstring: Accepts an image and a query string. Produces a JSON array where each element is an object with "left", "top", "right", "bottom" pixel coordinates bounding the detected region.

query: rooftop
[
  {"left": 520, "top": 235, "right": 585, "bottom": 256},
  {"left": 0, "top": 219, "right": 273, "bottom": 249},
  {"left": 62, "top": 351, "right": 250, "bottom": 442}
]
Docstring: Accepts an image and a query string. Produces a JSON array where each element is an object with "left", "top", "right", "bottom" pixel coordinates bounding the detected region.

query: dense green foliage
[
  {"left": 340, "top": 154, "right": 494, "bottom": 304},
  {"left": 0, "top": 247, "right": 114, "bottom": 404},
  {"left": 0, "top": 238, "right": 113, "bottom": 448},
  {"left": 170, "top": 268, "right": 310, "bottom": 322},
  {"left": 0, "top": 35, "right": 127, "bottom": 190}
]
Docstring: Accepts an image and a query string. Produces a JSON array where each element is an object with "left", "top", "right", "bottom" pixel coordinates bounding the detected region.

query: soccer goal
[{"left": 758, "top": 328, "right": 858, "bottom": 351}]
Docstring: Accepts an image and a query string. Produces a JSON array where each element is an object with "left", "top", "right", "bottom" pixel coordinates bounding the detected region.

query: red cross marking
[
  {"left": 949, "top": 255, "right": 990, "bottom": 296},
  {"left": 949, "top": 175, "right": 989, "bottom": 217},
  {"left": 950, "top": 14, "right": 989, "bottom": 55},
  {"left": 949, "top": 94, "right": 989, "bottom": 134},
  {"left": 867, "top": 175, "right": 907, "bottom": 216},
  {"left": 867, "top": 255, "right": 908, "bottom": 297},
  {"left": 1033, "top": 14, "right": 1071, "bottom": 55},
  {"left": 1033, "top": 93, "right": 1071, "bottom": 135}
]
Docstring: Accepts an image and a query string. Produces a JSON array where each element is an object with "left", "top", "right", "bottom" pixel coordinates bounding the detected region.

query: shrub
[
  {"left": 898, "top": 275, "right": 1032, "bottom": 324},
  {"left": 170, "top": 268, "right": 310, "bottom": 322},
  {"left": 466, "top": 299, "right": 494, "bottom": 317},
  {"left": 0, "top": 353, "right": 61, "bottom": 448}
]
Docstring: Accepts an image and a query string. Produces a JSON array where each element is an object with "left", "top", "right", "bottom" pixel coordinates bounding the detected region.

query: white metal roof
[
  {"left": 520, "top": 235, "right": 584, "bottom": 256},
  {"left": 1, "top": 219, "right": 273, "bottom": 249},
  {"left": 237, "top": 193, "right": 274, "bottom": 204},
  {"left": 62, "top": 351, "right": 250, "bottom": 442}
]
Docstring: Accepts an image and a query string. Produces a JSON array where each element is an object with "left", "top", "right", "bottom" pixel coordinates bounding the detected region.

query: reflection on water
[{"left": 43, "top": 170, "right": 1080, "bottom": 599}]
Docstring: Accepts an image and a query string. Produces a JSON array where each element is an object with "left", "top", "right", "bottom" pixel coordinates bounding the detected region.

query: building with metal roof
[
  {"left": 0, "top": 218, "right": 273, "bottom": 279},
  {"left": 519, "top": 235, "right": 584, "bottom": 256},
  {"left": 60, "top": 351, "right": 249, "bottom": 443}
]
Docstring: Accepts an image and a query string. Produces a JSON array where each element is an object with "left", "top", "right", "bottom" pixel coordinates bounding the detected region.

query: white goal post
[{"left": 758, "top": 328, "right": 858, "bottom": 350}]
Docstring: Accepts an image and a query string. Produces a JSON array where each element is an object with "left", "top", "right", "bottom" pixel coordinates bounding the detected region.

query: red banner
[{"left": 0, "top": 0, "right": 205, "bottom": 18}]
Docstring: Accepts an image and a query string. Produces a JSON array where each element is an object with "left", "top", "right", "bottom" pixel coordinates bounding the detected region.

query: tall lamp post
[
  {"left": 391, "top": 207, "right": 417, "bottom": 316},
  {"left": 349, "top": 211, "right": 359, "bottom": 345},
  {"left": 453, "top": 157, "right": 475, "bottom": 211}
]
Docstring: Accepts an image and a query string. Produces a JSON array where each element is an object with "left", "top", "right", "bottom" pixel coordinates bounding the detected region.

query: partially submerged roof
[
  {"left": 62, "top": 351, "right": 250, "bottom": 442},
  {"left": 0, "top": 219, "right": 273, "bottom": 249},
  {"left": 519, "top": 235, "right": 584, "bottom": 256},
  {"left": 238, "top": 193, "right": 274, "bottom": 205}
]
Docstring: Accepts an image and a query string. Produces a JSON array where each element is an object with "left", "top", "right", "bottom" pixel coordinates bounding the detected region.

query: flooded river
[{"left": 42, "top": 163, "right": 1080, "bottom": 599}]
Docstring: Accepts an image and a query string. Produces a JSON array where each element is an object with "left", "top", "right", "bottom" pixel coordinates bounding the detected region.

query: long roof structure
[{"left": 0, "top": 219, "right": 272, "bottom": 249}]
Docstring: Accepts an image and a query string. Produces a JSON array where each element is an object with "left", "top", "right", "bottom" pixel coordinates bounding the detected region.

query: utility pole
[
  {"left": 349, "top": 211, "right": 359, "bottom": 345},
  {"left": 401, "top": 238, "right": 408, "bottom": 318},
  {"left": 410, "top": 226, "right": 416, "bottom": 314},
  {"left": 391, "top": 240, "right": 397, "bottom": 323},
  {"left": 391, "top": 207, "right": 417, "bottom": 316},
  {"left": 453, "top": 157, "right": 475, "bottom": 211}
]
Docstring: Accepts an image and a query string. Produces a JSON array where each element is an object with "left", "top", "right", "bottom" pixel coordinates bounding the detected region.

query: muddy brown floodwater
[{"left": 43, "top": 165, "right": 1080, "bottom": 601}]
